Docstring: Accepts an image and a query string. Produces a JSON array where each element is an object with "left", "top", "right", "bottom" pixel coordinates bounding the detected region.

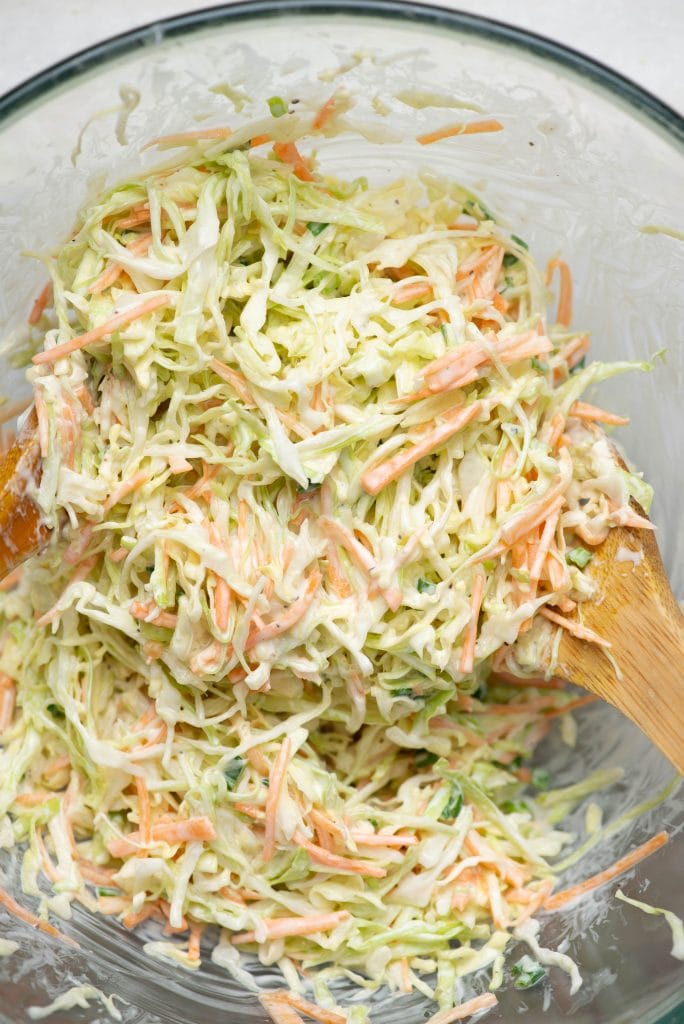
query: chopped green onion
[
  {"left": 440, "top": 781, "right": 464, "bottom": 821},
  {"left": 224, "top": 757, "right": 246, "bottom": 791},
  {"left": 503, "top": 253, "right": 519, "bottom": 268},
  {"left": 531, "top": 357, "right": 548, "bottom": 372},
  {"left": 531, "top": 768, "right": 551, "bottom": 790},
  {"left": 501, "top": 799, "right": 530, "bottom": 815},
  {"left": 415, "top": 750, "right": 439, "bottom": 768},
  {"left": 566, "top": 546, "right": 593, "bottom": 569},
  {"left": 512, "top": 955, "right": 546, "bottom": 989},
  {"left": 511, "top": 234, "right": 529, "bottom": 250},
  {"left": 47, "top": 704, "right": 65, "bottom": 718},
  {"left": 416, "top": 578, "right": 436, "bottom": 594},
  {"left": 307, "top": 222, "right": 329, "bottom": 236},
  {"left": 267, "top": 96, "right": 288, "bottom": 118}
]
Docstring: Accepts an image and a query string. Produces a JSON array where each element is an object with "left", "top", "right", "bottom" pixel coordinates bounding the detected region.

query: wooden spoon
[
  {"left": 554, "top": 508, "right": 684, "bottom": 773},
  {"left": 0, "top": 410, "right": 48, "bottom": 582},
  {"left": 0, "top": 420, "right": 682, "bottom": 771}
]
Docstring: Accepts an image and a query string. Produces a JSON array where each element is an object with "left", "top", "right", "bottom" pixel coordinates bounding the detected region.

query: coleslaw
[{"left": 0, "top": 101, "right": 674, "bottom": 1023}]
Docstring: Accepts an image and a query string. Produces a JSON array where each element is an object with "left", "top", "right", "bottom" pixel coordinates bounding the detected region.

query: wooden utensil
[
  {"left": 555, "top": 510, "right": 684, "bottom": 773},
  {"left": 0, "top": 410, "right": 48, "bottom": 582},
  {"left": 0, "top": 419, "right": 682, "bottom": 772}
]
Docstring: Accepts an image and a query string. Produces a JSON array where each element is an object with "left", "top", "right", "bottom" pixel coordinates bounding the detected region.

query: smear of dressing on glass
[
  {"left": 71, "top": 85, "right": 140, "bottom": 165},
  {"left": 28, "top": 986, "right": 124, "bottom": 1021},
  {"left": 640, "top": 224, "right": 684, "bottom": 241},
  {"left": 210, "top": 83, "right": 251, "bottom": 112},
  {"left": 394, "top": 89, "right": 483, "bottom": 112}
]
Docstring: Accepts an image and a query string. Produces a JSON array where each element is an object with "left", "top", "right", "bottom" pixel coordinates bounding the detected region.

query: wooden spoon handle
[
  {"left": 0, "top": 409, "right": 48, "bottom": 581},
  {"left": 557, "top": 523, "right": 684, "bottom": 774}
]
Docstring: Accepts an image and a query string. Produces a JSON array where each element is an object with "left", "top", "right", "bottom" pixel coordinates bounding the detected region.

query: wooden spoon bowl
[{"left": 0, "top": 409, "right": 48, "bottom": 582}]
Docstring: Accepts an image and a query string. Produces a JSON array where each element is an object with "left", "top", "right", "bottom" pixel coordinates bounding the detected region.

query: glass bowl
[{"left": 0, "top": 3, "right": 682, "bottom": 1022}]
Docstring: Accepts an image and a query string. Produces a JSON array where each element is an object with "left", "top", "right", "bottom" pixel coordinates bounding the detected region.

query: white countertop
[{"left": 2, "top": 0, "right": 683, "bottom": 112}]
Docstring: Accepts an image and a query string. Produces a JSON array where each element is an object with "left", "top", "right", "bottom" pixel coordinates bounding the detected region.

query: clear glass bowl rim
[
  {"left": 0, "top": 0, "right": 682, "bottom": 146},
  {"left": 0, "top": 3, "right": 682, "bottom": 1022}
]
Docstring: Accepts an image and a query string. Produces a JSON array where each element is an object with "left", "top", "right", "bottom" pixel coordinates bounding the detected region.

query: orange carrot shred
[
  {"left": 263, "top": 738, "right": 291, "bottom": 862},
  {"left": 539, "top": 606, "right": 611, "bottom": 649},
  {"left": 570, "top": 401, "right": 630, "bottom": 427},
  {"left": 32, "top": 295, "right": 171, "bottom": 365},
  {"left": 546, "top": 258, "right": 573, "bottom": 326},
  {"left": 460, "top": 571, "right": 485, "bottom": 673},
  {"left": 272, "top": 141, "right": 316, "bottom": 181},
  {"left": 28, "top": 283, "right": 53, "bottom": 326},
  {"left": 544, "top": 832, "right": 669, "bottom": 910},
  {"left": 0, "top": 885, "right": 78, "bottom": 946},
  {"left": 417, "top": 119, "right": 503, "bottom": 146},
  {"left": 312, "top": 95, "right": 338, "bottom": 131}
]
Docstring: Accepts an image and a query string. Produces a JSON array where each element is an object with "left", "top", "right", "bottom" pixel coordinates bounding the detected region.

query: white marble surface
[{"left": 1, "top": 0, "right": 682, "bottom": 112}]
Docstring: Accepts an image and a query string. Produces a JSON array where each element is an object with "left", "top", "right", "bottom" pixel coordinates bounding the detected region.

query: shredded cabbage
[{"left": 0, "top": 105, "right": 666, "bottom": 1020}]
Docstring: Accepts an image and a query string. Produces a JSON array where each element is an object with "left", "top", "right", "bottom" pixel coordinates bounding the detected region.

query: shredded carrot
[
  {"left": 247, "top": 570, "right": 321, "bottom": 649},
  {"left": 145, "top": 127, "right": 232, "bottom": 149},
  {"left": 544, "top": 693, "right": 599, "bottom": 718},
  {"left": 546, "top": 412, "right": 566, "bottom": 450},
  {"left": 424, "top": 992, "right": 499, "bottom": 1024},
  {"left": 232, "top": 910, "right": 350, "bottom": 945},
  {"left": 312, "top": 95, "right": 338, "bottom": 131},
  {"left": 0, "top": 885, "right": 78, "bottom": 946},
  {"left": 0, "top": 674, "right": 15, "bottom": 733},
  {"left": 417, "top": 119, "right": 504, "bottom": 146},
  {"left": 135, "top": 776, "right": 152, "bottom": 848},
  {"left": 260, "top": 995, "right": 307, "bottom": 1024},
  {"left": 608, "top": 506, "right": 654, "bottom": 530},
  {"left": 545, "top": 831, "right": 669, "bottom": 911},
  {"left": 510, "top": 878, "right": 555, "bottom": 927},
  {"left": 130, "top": 600, "right": 178, "bottom": 630},
  {"left": 210, "top": 357, "right": 256, "bottom": 406},
  {"left": 459, "top": 571, "right": 485, "bottom": 674},
  {"left": 492, "top": 290, "right": 509, "bottom": 313},
  {"left": 319, "top": 518, "right": 402, "bottom": 611},
  {"left": 570, "top": 401, "right": 629, "bottom": 427},
  {"left": 89, "top": 231, "right": 152, "bottom": 295},
  {"left": 188, "top": 922, "right": 203, "bottom": 961},
  {"left": 250, "top": 133, "right": 271, "bottom": 148},
  {"left": 399, "top": 956, "right": 412, "bottom": 993},
  {"left": 32, "top": 294, "right": 171, "bottom": 365},
  {"left": 272, "top": 141, "right": 316, "bottom": 182},
  {"left": 391, "top": 280, "right": 434, "bottom": 304},
  {"left": 349, "top": 831, "right": 418, "bottom": 848},
  {"left": 491, "top": 672, "right": 566, "bottom": 690},
  {"left": 122, "top": 903, "right": 160, "bottom": 929},
  {"left": 43, "top": 754, "right": 71, "bottom": 779},
  {"left": 362, "top": 401, "right": 484, "bottom": 496},
  {"left": 263, "top": 737, "right": 292, "bottom": 862},
  {"left": 28, "top": 282, "right": 53, "bottom": 325},
  {"left": 539, "top": 606, "right": 611, "bottom": 649},
  {"left": 275, "top": 991, "right": 347, "bottom": 1024},
  {"left": 78, "top": 860, "right": 119, "bottom": 887},
  {"left": 558, "top": 333, "right": 589, "bottom": 374},
  {"left": 529, "top": 497, "right": 564, "bottom": 582},
  {"left": 546, "top": 258, "right": 573, "bottom": 326},
  {"left": 13, "top": 790, "right": 56, "bottom": 807},
  {"left": 107, "top": 815, "right": 216, "bottom": 858},
  {"left": 294, "top": 832, "right": 387, "bottom": 878},
  {"left": 103, "top": 471, "right": 150, "bottom": 512}
]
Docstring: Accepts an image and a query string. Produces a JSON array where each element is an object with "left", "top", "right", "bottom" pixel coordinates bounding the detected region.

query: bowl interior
[{"left": 0, "top": 5, "right": 682, "bottom": 1023}]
